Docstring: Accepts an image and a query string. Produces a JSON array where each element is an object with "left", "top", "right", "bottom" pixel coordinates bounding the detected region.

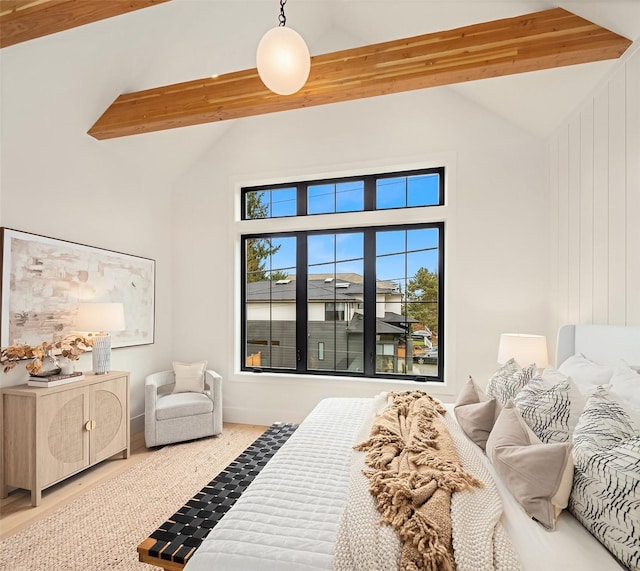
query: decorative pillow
[
  {"left": 454, "top": 376, "right": 498, "bottom": 450},
  {"left": 172, "top": 360, "right": 207, "bottom": 393},
  {"left": 609, "top": 360, "right": 640, "bottom": 414},
  {"left": 538, "top": 365, "right": 602, "bottom": 397},
  {"left": 570, "top": 389, "right": 640, "bottom": 570},
  {"left": 486, "top": 359, "right": 537, "bottom": 405},
  {"left": 558, "top": 353, "right": 614, "bottom": 387},
  {"left": 538, "top": 366, "right": 569, "bottom": 387},
  {"left": 485, "top": 402, "right": 573, "bottom": 530},
  {"left": 514, "top": 375, "right": 585, "bottom": 443}
]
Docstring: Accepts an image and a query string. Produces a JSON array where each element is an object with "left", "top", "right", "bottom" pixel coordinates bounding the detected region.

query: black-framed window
[
  {"left": 241, "top": 168, "right": 444, "bottom": 382},
  {"left": 242, "top": 167, "right": 444, "bottom": 220}
]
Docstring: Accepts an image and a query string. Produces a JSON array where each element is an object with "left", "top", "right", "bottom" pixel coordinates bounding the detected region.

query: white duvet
[
  {"left": 185, "top": 397, "right": 625, "bottom": 571},
  {"left": 185, "top": 397, "right": 372, "bottom": 571}
]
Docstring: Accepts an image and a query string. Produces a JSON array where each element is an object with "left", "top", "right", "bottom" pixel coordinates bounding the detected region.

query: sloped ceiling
[
  {"left": 86, "top": 8, "right": 631, "bottom": 139},
  {"left": 1, "top": 1, "right": 639, "bottom": 185},
  {"left": 0, "top": 0, "right": 172, "bottom": 48}
]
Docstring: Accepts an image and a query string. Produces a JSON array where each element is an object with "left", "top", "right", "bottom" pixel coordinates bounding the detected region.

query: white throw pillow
[
  {"left": 172, "top": 360, "right": 207, "bottom": 393},
  {"left": 609, "top": 360, "right": 640, "bottom": 414},
  {"left": 540, "top": 366, "right": 604, "bottom": 397},
  {"left": 538, "top": 366, "right": 569, "bottom": 387},
  {"left": 558, "top": 353, "right": 614, "bottom": 387}
]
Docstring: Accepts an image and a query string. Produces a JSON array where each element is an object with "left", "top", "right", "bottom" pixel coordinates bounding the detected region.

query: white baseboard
[
  {"left": 133, "top": 409, "right": 302, "bottom": 431},
  {"left": 130, "top": 413, "right": 144, "bottom": 435},
  {"left": 222, "top": 406, "right": 306, "bottom": 426}
]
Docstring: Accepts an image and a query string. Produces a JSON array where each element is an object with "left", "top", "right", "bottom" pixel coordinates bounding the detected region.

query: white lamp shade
[
  {"left": 76, "top": 303, "right": 126, "bottom": 332},
  {"left": 256, "top": 26, "right": 310, "bottom": 95},
  {"left": 497, "top": 333, "right": 548, "bottom": 368}
]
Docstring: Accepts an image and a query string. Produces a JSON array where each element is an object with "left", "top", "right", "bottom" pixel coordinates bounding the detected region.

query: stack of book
[{"left": 27, "top": 372, "right": 85, "bottom": 387}]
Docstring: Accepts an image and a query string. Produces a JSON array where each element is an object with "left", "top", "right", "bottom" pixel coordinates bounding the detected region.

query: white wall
[
  {"left": 172, "top": 87, "right": 548, "bottom": 425},
  {"left": 0, "top": 29, "right": 177, "bottom": 430},
  {"left": 548, "top": 46, "right": 640, "bottom": 348}
]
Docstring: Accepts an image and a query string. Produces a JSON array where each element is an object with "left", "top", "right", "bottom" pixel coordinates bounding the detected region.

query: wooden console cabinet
[{"left": 1, "top": 370, "right": 129, "bottom": 506}]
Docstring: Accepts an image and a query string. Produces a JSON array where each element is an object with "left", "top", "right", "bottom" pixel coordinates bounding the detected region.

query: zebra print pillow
[
  {"left": 570, "top": 389, "right": 640, "bottom": 571},
  {"left": 486, "top": 359, "right": 536, "bottom": 405},
  {"left": 513, "top": 375, "right": 585, "bottom": 443}
]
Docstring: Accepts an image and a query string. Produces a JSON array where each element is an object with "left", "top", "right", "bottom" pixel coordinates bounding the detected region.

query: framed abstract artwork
[{"left": 0, "top": 228, "right": 155, "bottom": 349}]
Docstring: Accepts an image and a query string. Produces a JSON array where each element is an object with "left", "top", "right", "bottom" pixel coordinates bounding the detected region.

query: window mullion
[
  {"left": 364, "top": 175, "right": 376, "bottom": 211},
  {"left": 436, "top": 224, "right": 445, "bottom": 380},
  {"left": 241, "top": 239, "right": 248, "bottom": 367},
  {"left": 297, "top": 183, "right": 307, "bottom": 217},
  {"left": 296, "top": 232, "right": 307, "bottom": 373},
  {"left": 363, "top": 228, "right": 376, "bottom": 376}
]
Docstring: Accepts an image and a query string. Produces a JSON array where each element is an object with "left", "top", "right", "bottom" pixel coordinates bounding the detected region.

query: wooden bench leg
[{"left": 138, "top": 538, "right": 186, "bottom": 571}]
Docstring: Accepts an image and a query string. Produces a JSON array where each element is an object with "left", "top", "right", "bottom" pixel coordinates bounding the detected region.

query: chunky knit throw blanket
[{"left": 351, "top": 390, "right": 483, "bottom": 571}]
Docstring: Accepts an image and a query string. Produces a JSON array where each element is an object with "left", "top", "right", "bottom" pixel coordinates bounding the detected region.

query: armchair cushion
[
  {"left": 156, "top": 391, "right": 214, "bottom": 421},
  {"left": 172, "top": 360, "right": 207, "bottom": 393}
]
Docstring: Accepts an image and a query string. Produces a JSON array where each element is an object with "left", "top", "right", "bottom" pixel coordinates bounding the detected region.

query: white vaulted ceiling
[{"left": 1, "top": 0, "right": 638, "bottom": 185}]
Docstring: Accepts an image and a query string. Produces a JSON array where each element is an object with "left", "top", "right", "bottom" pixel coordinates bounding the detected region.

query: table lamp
[
  {"left": 76, "top": 303, "right": 126, "bottom": 374},
  {"left": 497, "top": 333, "right": 548, "bottom": 369}
]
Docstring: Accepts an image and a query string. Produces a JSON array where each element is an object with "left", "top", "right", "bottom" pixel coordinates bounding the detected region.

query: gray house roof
[
  {"left": 246, "top": 278, "right": 396, "bottom": 302},
  {"left": 346, "top": 313, "right": 407, "bottom": 335}
]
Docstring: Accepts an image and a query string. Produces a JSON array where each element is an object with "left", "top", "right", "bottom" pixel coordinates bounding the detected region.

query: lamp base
[{"left": 92, "top": 334, "right": 111, "bottom": 374}]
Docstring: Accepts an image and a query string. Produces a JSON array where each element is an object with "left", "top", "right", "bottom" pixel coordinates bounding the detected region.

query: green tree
[
  {"left": 245, "top": 192, "right": 287, "bottom": 283},
  {"left": 406, "top": 267, "right": 439, "bottom": 336},
  {"left": 246, "top": 190, "right": 269, "bottom": 220}
]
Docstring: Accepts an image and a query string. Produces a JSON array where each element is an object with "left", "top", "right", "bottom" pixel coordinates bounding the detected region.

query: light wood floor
[{"left": 0, "top": 423, "right": 258, "bottom": 541}]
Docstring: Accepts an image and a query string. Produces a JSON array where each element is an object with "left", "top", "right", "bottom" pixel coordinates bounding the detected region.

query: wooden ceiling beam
[
  {"left": 0, "top": 0, "right": 172, "bottom": 49},
  {"left": 88, "top": 8, "right": 632, "bottom": 140}
]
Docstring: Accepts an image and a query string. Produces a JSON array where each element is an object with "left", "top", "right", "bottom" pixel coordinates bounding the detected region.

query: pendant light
[{"left": 256, "top": 0, "right": 310, "bottom": 95}]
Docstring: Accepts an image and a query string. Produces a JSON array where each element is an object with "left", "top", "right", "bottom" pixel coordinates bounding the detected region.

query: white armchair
[{"left": 144, "top": 369, "right": 223, "bottom": 447}]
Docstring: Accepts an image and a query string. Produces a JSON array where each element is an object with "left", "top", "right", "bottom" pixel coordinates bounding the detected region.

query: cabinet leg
[
  {"left": 123, "top": 447, "right": 130, "bottom": 459},
  {"left": 31, "top": 488, "right": 41, "bottom": 507}
]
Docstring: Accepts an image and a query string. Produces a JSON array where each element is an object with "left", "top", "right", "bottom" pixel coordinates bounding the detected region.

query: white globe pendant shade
[{"left": 256, "top": 26, "right": 310, "bottom": 95}]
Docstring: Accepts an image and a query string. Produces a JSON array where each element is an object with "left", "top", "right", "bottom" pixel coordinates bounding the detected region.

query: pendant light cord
[{"left": 279, "top": 0, "right": 287, "bottom": 27}]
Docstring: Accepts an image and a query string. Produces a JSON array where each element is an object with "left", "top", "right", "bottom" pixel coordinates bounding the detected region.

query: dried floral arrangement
[{"left": 1, "top": 334, "right": 94, "bottom": 374}]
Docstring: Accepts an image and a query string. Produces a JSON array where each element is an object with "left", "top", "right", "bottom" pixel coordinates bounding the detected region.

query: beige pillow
[
  {"left": 486, "top": 401, "right": 573, "bottom": 530},
  {"left": 172, "top": 360, "right": 207, "bottom": 393},
  {"left": 454, "top": 376, "right": 499, "bottom": 450}
]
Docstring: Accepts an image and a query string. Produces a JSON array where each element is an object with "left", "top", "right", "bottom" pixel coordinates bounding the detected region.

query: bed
[{"left": 184, "top": 324, "right": 640, "bottom": 571}]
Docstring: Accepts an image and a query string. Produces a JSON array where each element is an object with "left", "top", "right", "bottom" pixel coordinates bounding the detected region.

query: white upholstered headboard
[{"left": 556, "top": 324, "right": 640, "bottom": 369}]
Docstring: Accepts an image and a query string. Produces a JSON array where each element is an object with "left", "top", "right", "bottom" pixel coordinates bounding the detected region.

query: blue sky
[
  {"left": 266, "top": 227, "right": 438, "bottom": 287},
  {"left": 250, "top": 172, "right": 440, "bottom": 219},
  {"left": 251, "top": 173, "right": 440, "bottom": 285}
]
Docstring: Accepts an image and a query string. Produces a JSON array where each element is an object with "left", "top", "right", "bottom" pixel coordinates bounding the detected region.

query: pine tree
[
  {"left": 245, "top": 192, "right": 287, "bottom": 282},
  {"left": 406, "top": 267, "right": 439, "bottom": 336}
]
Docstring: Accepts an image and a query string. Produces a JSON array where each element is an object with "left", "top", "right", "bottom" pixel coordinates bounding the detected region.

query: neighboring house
[{"left": 245, "top": 275, "right": 423, "bottom": 373}]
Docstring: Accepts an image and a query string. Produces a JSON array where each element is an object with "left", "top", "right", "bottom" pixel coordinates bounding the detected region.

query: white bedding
[
  {"left": 185, "top": 397, "right": 373, "bottom": 571},
  {"left": 184, "top": 324, "right": 635, "bottom": 570},
  {"left": 185, "top": 396, "right": 624, "bottom": 571}
]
